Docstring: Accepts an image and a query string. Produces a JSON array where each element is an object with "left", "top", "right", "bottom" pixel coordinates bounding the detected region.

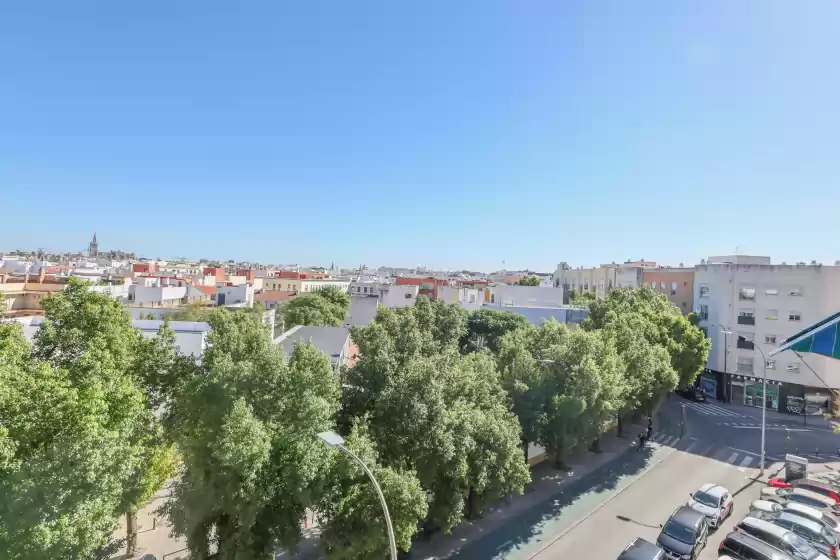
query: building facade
[
  {"left": 695, "top": 255, "right": 840, "bottom": 415},
  {"left": 642, "top": 267, "right": 695, "bottom": 315}
]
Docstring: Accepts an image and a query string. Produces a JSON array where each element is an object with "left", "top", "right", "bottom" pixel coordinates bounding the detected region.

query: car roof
[
  {"left": 669, "top": 506, "right": 705, "bottom": 527},
  {"left": 698, "top": 483, "right": 727, "bottom": 497},
  {"left": 779, "top": 512, "right": 824, "bottom": 532},
  {"left": 792, "top": 479, "right": 838, "bottom": 492},
  {"left": 723, "top": 531, "right": 796, "bottom": 560},
  {"left": 791, "top": 488, "right": 835, "bottom": 503},
  {"left": 740, "top": 516, "right": 790, "bottom": 537},
  {"left": 619, "top": 537, "right": 664, "bottom": 560},
  {"left": 785, "top": 502, "right": 824, "bottom": 518}
]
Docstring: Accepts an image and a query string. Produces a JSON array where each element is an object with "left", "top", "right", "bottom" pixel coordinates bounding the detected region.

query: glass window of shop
[{"left": 744, "top": 381, "right": 779, "bottom": 411}]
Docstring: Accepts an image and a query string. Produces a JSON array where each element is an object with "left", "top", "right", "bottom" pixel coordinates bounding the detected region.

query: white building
[
  {"left": 695, "top": 255, "right": 840, "bottom": 415},
  {"left": 488, "top": 285, "right": 566, "bottom": 308},
  {"left": 216, "top": 283, "right": 254, "bottom": 307},
  {"left": 438, "top": 285, "right": 483, "bottom": 311}
]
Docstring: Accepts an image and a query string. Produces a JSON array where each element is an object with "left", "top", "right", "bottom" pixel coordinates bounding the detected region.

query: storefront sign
[{"left": 785, "top": 454, "right": 808, "bottom": 482}]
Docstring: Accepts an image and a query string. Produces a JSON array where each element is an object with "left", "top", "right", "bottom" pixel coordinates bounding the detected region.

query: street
[{"left": 441, "top": 396, "right": 840, "bottom": 559}]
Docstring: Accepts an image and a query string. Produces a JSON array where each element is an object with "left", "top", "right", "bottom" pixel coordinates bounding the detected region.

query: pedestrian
[
  {"left": 638, "top": 432, "right": 646, "bottom": 450},
  {"left": 647, "top": 417, "right": 653, "bottom": 439}
]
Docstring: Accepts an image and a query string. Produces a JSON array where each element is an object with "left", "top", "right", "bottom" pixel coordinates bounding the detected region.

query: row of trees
[
  {"left": 281, "top": 286, "right": 351, "bottom": 328},
  {"left": 0, "top": 281, "right": 709, "bottom": 560}
]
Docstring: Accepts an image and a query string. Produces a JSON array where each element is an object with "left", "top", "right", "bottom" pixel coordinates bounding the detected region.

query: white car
[
  {"left": 786, "top": 502, "right": 840, "bottom": 534},
  {"left": 687, "top": 483, "right": 733, "bottom": 528},
  {"left": 762, "top": 487, "right": 838, "bottom": 510},
  {"left": 751, "top": 499, "right": 784, "bottom": 514}
]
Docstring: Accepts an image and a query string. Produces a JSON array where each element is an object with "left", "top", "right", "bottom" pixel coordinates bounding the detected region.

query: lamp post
[
  {"left": 721, "top": 331, "right": 768, "bottom": 476},
  {"left": 317, "top": 431, "right": 397, "bottom": 560},
  {"left": 717, "top": 323, "right": 731, "bottom": 402}
]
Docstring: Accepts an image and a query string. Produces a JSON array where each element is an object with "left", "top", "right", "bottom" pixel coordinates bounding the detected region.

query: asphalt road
[{"left": 446, "top": 396, "right": 840, "bottom": 559}]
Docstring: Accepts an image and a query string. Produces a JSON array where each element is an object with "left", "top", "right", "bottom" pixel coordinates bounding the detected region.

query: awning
[{"left": 769, "top": 310, "right": 840, "bottom": 358}]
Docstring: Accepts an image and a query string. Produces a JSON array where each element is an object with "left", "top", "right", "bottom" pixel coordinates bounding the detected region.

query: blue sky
[{"left": 2, "top": 1, "right": 839, "bottom": 271}]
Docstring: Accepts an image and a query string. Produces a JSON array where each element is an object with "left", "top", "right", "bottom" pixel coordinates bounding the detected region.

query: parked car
[
  {"left": 747, "top": 510, "right": 839, "bottom": 557},
  {"left": 767, "top": 479, "right": 840, "bottom": 504},
  {"left": 657, "top": 506, "right": 708, "bottom": 559},
  {"left": 762, "top": 487, "right": 840, "bottom": 512},
  {"left": 617, "top": 537, "right": 666, "bottom": 560},
  {"left": 785, "top": 502, "right": 840, "bottom": 534},
  {"left": 735, "top": 516, "right": 829, "bottom": 559},
  {"left": 675, "top": 385, "right": 706, "bottom": 402},
  {"left": 719, "top": 531, "right": 797, "bottom": 560},
  {"left": 686, "top": 483, "right": 733, "bottom": 528}
]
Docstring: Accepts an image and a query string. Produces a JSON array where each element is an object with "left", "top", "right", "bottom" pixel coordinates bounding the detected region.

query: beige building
[
  {"left": 695, "top": 255, "right": 840, "bottom": 415},
  {"left": 0, "top": 272, "right": 67, "bottom": 317},
  {"left": 642, "top": 267, "right": 695, "bottom": 315},
  {"left": 552, "top": 260, "right": 654, "bottom": 300},
  {"left": 262, "top": 277, "right": 350, "bottom": 294}
]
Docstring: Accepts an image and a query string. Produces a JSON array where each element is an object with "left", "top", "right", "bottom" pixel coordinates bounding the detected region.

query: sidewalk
[{"left": 408, "top": 421, "right": 656, "bottom": 559}]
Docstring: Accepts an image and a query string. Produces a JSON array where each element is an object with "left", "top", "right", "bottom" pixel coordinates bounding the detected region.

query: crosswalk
[
  {"left": 679, "top": 400, "right": 746, "bottom": 418},
  {"left": 717, "top": 421, "right": 809, "bottom": 431},
  {"left": 648, "top": 432, "right": 763, "bottom": 472}
]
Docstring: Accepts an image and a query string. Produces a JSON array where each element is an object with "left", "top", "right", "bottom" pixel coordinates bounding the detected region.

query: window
[
  {"left": 699, "top": 304, "right": 709, "bottom": 321},
  {"left": 363, "top": 287, "right": 368, "bottom": 294},
  {"left": 737, "top": 335, "right": 755, "bottom": 350},
  {"left": 660, "top": 281, "right": 665, "bottom": 290},
  {"left": 651, "top": 281, "right": 656, "bottom": 289},
  {"left": 787, "top": 364, "right": 800, "bottom": 373},
  {"left": 699, "top": 285, "right": 709, "bottom": 298},
  {"left": 671, "top": 282, "right": 677, "bottom": 295},
  {"left": 737, "top": 357, "right": 754, "bottom": 373},
  {"left": 765, "top": 335, "right": 777, "bottom": 344},
  {"left": 766, "top": 309, "right": 778, "bottom": 320},
  {"left": 738, "top": 310, "right": 755, "bottom": 325},
  {"left": 766, "top": 360, "right": 776, "bottom": 370},
  {"left": 765, "top": 288, "right": 779, "bottom": 296},
  {"left": 584, "top": 282, "right": 589, "bottom": 291},
  {"left": 789, "top": 288, "right": 803, "bottom": 297},
  {"left": 683, "top": 281, "right": 688, "bottom": 286},
  {"left": 404, "top": 292, "right": 412, "bottom": 299},
  {"left": 739, "top": 287, "right": 756, "bottom": 301},
  {"left": 682, "top": 301, "right": 687, "bottom": 309},
  {"left": 789, "top": 312, "right": 802, "bottom": 322}
]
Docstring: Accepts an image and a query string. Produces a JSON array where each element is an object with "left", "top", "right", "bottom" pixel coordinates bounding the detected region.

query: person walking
[
  {"left": 638, "top": 432, "right": 647, "bottom": 450},
  {"left": 646, "top": 416, "right": 653, "bottom": 440}
]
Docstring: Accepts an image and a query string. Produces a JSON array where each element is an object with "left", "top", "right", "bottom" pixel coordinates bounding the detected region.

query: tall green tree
[
  {"left": 516, "top": 275, "right": 540, "bottom": 286},
  {"left": 344, "top": 298, "right": 530, "bottom": 533},
  {"left": 461, "top": 308, "right": 530, "bottom": 355},
  {"left": 164, "top": 309, "right": 342, "bottom": 559},
  {"left": 281, "top": 286, "right": 351, "bottom": 328},
  {"left": 317, "top": 420, "right": 428, "bottom": 559},
  {"left": 585, "top": 285, "right": 711, "bottom": 387},
  {"left": 1, "top": 279, "right": 174, "bottom": 559}
]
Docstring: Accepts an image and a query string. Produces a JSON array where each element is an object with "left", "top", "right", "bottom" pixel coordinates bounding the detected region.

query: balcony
[
  {"left": 737, "top": 315, "right": 756, "bottom": 326},
  {"left": 737, "top": 338, "right": 755, "bottom": 350}
]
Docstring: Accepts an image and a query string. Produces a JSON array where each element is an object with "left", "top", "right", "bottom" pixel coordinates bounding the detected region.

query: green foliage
[
  {"left": 585, "top": 286, "right": 711, "bottom": 387},
  {"left": 0, "top": 279, "right": 166, "bottom": 560},
  {"left": 461, "top": 308, "right": 530, "bottom": 355},
  {"left": 569, "top": 289, "right": 596, "bottom": 307},
  {"left": 516, "top": 275, "right": 540, "bottom": 286},
  {"left": 170, "top": 302, "right": 214, "bottom": 322},
  {"left": 317, "top": 421, "right": 427, "bottom": 559},
  {"left": 164, "top": 309, "right": 341, "bottom": 559},
  {"left": 282, "top": 286, "right": 351, "bottom": 328},
  {"left": 343, "top": 297, "right": 529, "bottom": 533}
]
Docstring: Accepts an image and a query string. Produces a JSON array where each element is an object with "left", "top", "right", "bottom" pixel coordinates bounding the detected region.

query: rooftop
[{"left": 273, "top": 325, "right": 350, "bottom": 361}]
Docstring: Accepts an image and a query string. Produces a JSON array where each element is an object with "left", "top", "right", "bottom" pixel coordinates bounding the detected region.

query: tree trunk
[
  {"left": 522, "top": 438, "right": 530, "bottom": 465},
  {"left": 126, "top": 510, "right": 138, "bottom": 555},
  {"left": 467, "top": 486, "right": 476, "bottom": 520},
  {"left": 617, "top": 415, "right": 623, "bottom": 437}
]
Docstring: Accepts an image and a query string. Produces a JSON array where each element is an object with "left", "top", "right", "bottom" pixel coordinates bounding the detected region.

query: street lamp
[
  {"left": 720, "top": 330, "right": 768, "bottom": 476},
  {"left": 316, "top": 431, "right": 398, "bottom": 560},
  {"left": 717, "top": 323, "right": 731, "bottom": 402}
]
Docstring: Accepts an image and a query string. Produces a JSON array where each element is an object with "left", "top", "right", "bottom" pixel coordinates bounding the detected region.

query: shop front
[{"left": 727, "top": 374, "right": 783, "bottom": 412}]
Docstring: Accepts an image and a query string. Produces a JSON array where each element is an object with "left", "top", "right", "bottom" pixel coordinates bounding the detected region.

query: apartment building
[
  {"left": 553, "top": 260, "right": 653, "bottom": 301},
  {"left": 643, "top": 266, "right": 695, "bottom": 315},
  {"left": 695, "top": 255, "right": 840, "bottom": 415}
]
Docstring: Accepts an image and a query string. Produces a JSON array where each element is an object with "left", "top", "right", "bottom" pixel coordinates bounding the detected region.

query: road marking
[
  {"left": 683, "top": 441, "right": 699, "bottom": 454},
  {"left": 664, "top": 436, "right": 679, "bottom": 447},
  {"left": 738, "top": 456, "right": 753, "bottom": 471},
  {"left": 726, "top": 452, "right": 739, "bottom": 465},
  {"left": 727, "top": 447, "right": 761, "bottom": 457},
  {"left": 652, "top": 433, "right": 664, "bottom": 443}
]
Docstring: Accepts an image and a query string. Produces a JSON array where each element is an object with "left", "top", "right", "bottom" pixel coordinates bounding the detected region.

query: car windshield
[
  {"left": 821, "top": 527, "right": 837, "bottom": 545},
  {"left": 792, "top": 495, "right": 829, "bottom": 508},
  {"left": 663, "top": 520, "right": 695, "bottom": 544},
  {"left": 693, "top": 491, "right": 719, "bottom": 508},
  {"left": 784, "top": 533, "right": 820, "bottom": 560},
  {"left": 822, "top": 515, "right": 840, "bottom": 530}
]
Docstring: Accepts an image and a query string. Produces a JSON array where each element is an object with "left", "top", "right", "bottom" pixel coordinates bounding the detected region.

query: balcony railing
[
  {"left": 737, "top": 316, "right": 756, "bottom": 326},
  {"left": 737, "top": 339, "right": 755, "bottom": 350}
]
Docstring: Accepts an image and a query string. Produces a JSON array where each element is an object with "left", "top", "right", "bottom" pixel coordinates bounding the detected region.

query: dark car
[
  {"left": 657, "top": 506, "right": 708, "bottom": 559},
  {"left": 676, "top": 385, "right": 705, "bottom": 402},
  {"left": 617, "top": 537, "right": 666, "bottom": 560},
  {"left": 719, "top": 531, "right": 797, "bottom": 560}
]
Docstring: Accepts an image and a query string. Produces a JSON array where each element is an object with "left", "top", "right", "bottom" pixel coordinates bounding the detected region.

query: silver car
[{"left": 750, "top": 511, "right": 838, "bottom": 558}]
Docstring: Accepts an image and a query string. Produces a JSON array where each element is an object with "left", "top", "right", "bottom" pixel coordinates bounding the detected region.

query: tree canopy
[
  {"left": 516, "top": 275, "right": 540, "bottom": 286},
  {"left": 164, "top": 308, "right": 342, "bottom": 559},
  {"left": 344, "top": 297, "right": 530, "bottom": 532},
  {"left": 281, "top": 286, "right": 351, "bottom": 328},
  {"left": 460, "top": 308, "right": 530, "bottom": 355},
  {"left": 1, "top": 278, "right": 181, "bottom": 559}
]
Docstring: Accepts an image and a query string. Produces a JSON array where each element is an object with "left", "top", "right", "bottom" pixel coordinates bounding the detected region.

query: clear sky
[{"left": 2, "top": 1, "right": 839, "bottom": 272}]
